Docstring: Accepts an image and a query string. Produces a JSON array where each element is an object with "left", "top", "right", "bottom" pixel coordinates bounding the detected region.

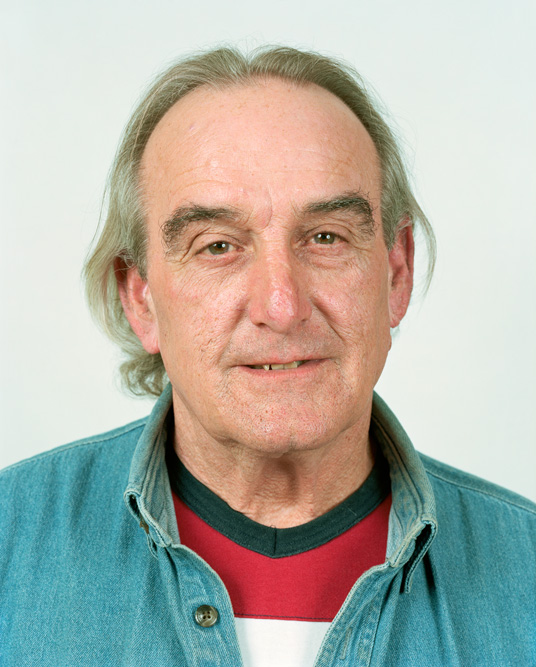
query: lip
[
  {"left": 238, "top": 358, "right": 326, "bottom": 375},
  {"left": 239, "top": 355, "right": 321, "bottom": 367}
]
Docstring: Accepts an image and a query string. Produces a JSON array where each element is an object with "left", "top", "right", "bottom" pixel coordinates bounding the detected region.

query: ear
[
  {"left": 114, "top": 258, "right": 160, "bottom": 354},
  {"left": 388, "top": 224, "right": 414, "bottom": 328}
]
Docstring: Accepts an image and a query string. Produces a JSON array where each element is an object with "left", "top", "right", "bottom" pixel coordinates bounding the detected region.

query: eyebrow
[
  {"left": 302, "top": 192, "right": 376, "bottom": 238},
  {"left": 161, "top": 191, "right": 376, "bottom": 251},
  {"left": 161, "top": 205, "right": 239, "bottom": 251}
]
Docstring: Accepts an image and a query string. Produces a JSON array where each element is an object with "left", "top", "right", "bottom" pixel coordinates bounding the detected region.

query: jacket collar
[
  {"left": 124, "top": 383, "right": 180, "bottom": 552},
  {"left": 371, "top": 393, "right": 438, "bottom": 591}
]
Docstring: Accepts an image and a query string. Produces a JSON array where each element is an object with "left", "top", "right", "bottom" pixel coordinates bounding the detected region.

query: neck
[{"left": 171, "top": 399, "right": 375, "bottom": 528}]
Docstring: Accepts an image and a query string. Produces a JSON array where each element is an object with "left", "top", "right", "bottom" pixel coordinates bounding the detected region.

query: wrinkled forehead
[{"left": 139, "top": 78, "right": 382, "bottom": 221}]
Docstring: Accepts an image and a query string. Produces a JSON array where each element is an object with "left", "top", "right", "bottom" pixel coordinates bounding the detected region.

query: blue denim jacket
[{"left": 1, "top": 385, "right": 535, "bottom": 666}]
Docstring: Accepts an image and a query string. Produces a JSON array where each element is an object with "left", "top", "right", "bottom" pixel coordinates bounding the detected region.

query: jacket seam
[
  {"left": 425, "top": 468, "right": 536, "bottom": 516},
  {"left": 0, "top": 421, "right": 147, "bottom": 475}
]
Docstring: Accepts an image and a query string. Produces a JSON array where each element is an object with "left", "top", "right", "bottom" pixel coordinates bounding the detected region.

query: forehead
[{"left": 140, "top": 78, "right": 381, "bottom": 223}]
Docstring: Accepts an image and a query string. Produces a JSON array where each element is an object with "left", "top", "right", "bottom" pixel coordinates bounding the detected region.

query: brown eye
[
  {"left": 313, "top": 232, "right": 337, "bottom": 244},
  {"left": 207, "top": 241, "right": 233, "bottom": 255}
]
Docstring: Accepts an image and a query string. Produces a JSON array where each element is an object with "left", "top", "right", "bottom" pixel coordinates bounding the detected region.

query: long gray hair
[{"left": 84, "top": 45, "right": 435, "bottom": 397}]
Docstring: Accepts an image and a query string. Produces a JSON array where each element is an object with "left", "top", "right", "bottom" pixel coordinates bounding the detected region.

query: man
[{"left": 1, "top": 46, "right": 534, "bottom": 666}]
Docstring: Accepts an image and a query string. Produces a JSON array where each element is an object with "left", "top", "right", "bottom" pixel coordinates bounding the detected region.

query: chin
[{"left": 220, "top": 412, "right": 346, "bottom": 456}]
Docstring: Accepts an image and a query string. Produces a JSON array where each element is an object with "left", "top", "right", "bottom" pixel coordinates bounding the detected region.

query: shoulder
[
  {"left": 0, "top": 417, "right": 151, "bottom": 582},
  {"left": 421, "top": 453, "right": 536, "bottom": 517},
  {"left": 420, "top": 453, "right": 536, "bottom": 564},
  {"left": 0, "top": 417, "right": 148, "bottom": 498}
]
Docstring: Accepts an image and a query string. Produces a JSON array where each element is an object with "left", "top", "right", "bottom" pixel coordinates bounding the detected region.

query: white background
[{"left": 1, "top": 0, "right": 535, "bottom": 501}]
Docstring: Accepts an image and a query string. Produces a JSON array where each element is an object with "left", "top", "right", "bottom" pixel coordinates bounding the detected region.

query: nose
[{"left": 247, "top": 249, "right": 312, "bottom": 333}]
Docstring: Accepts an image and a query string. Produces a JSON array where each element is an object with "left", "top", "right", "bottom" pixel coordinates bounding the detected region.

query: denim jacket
[{"left": 1, "top": 385, "right": 535, "bottom": 666}]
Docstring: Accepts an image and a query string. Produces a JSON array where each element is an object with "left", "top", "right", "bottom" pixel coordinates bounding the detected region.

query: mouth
[{"left": 247, "top": 360, "right": 308, "bottom": 371}]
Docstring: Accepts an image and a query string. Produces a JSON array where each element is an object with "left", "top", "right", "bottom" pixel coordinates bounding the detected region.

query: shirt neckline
[{"left": 166, "top": 440, "right": 390, "bottom": 558}]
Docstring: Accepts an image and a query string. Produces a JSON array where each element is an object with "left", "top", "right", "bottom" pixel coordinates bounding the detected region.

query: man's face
[{"left": 126, "top": 79, "right": 412, "bottom": 454}]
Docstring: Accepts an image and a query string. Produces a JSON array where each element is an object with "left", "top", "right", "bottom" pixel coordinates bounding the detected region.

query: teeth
[
  {"left": 271, "top": 361, "right": 300, "bottom": 370},
  {"left": 251, "top": 361, "right": 305, "bottom": 370}
]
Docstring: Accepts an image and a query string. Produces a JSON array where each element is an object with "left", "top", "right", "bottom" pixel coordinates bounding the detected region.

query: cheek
[
  {"left": 318, "top": 265, "right": 392, "bottom": 391},
  {"left": 318, "top": 264, "right": 390, "bottom": 339},
  {"left": 151, "top": 270, "right": 245, "bottom": 363}
]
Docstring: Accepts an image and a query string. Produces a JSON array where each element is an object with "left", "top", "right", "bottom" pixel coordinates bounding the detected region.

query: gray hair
[{"left": 84, "top": 45, "right": 436, "bottom": 397}]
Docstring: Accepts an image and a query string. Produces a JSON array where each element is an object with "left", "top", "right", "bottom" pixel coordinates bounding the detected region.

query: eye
[
  {"left": 205, "top": 241, "right": 235, "bottom": 255},
  {"left": 313, "top": 232, "right": 338, "bottom": 245}
]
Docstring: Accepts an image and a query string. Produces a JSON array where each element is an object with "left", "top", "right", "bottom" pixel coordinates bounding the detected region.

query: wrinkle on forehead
[{"left": 139, "top": 78, "right": 382, "bottom": 230}]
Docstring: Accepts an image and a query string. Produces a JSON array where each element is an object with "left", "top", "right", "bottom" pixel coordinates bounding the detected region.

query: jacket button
[{"left": 194, "top": 605, "right": 219, "bottom": 627}]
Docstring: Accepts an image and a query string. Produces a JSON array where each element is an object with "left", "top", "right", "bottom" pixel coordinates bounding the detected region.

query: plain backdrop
[{"left": 1, "top": 0, "right": 535, "bottom": 501}]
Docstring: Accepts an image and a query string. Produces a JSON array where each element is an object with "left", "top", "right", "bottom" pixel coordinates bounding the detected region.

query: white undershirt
[{"left": 235, "top": 617, "right": 331, "bottom": 667}]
